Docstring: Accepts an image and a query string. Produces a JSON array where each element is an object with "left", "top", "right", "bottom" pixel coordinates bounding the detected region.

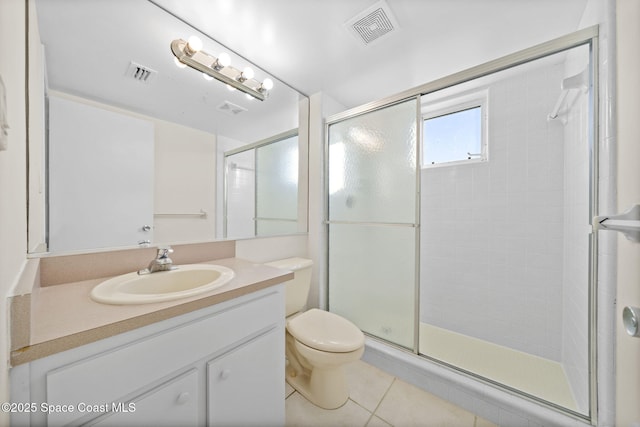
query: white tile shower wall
[
  {"left": 421, "top": 62, "right": 566, "bottom": 360},
  {"left": 560, "top": 46, "right": 591, "bottom": 413}
]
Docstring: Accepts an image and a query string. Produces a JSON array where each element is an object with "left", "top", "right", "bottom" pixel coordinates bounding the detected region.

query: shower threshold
[{"left": 418, "top": 323, "right": 578, "bottom": 412}]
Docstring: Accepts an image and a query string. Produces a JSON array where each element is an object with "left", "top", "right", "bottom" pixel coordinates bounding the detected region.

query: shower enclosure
[
  {"left": 326, "top": 28, "right": 597, "bottom": 420},
  {"left": 224, "top": 130, "right": 299, "bottom": 238}
]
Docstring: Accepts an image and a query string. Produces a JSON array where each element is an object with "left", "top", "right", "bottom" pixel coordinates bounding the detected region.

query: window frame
[{"left": 421, "top": 90, "right": 489, "bottom": 168}]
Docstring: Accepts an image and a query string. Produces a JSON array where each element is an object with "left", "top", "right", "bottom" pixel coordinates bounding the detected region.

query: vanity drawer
[
  {"left": 45, "top": 289, "right": 282, "bottom": 426},
  {"left": 88, "top": 369, "right": 199, "bottom": 426}
]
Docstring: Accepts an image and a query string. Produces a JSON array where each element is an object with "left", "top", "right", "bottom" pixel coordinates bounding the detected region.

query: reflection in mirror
[
  {"left": 224, "top": 131, "right": 300, "bottom": 239},
  {"left": 28, "top": 0, "right": 308, "bottom": 254}
]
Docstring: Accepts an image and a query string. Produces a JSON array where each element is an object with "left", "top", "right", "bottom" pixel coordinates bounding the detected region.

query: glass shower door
[
  {"left": 255, "top": 134, "right": 299, "bottom": 236},
  {"left": 224, "top": 149, "right": 256, "bottom": 239},
  {"left": 327, "top": 99, "right": 418, "bottom": 349}
]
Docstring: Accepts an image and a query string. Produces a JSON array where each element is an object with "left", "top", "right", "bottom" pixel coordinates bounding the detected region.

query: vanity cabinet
[{"left": 10, "top": 286, "right": 285, "bottom": 427}]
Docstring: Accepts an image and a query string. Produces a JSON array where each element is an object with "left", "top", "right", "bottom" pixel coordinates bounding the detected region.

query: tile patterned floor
[{"left": 285, "top": 360, "right": 498, "bottom": 427}]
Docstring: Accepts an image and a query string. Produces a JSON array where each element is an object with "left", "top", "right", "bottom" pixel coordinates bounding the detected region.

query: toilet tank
[{"left": 264, "top": 257, "right": 313, "bottom": 317}]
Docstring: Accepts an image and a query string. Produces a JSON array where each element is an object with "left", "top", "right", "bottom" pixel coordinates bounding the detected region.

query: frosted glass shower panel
[
  {"left": 328, "top": 100, "right": 417, "bottom": 224},
  {"left": 256, "top": 135, "right": 299, "bottom": 235},
  {"left": 225, "top": 150, "right": 255, "bottom": 238},
  {"left": 329, "top": 224, "right": 416, "bottom": 349},
  {"left": 327, "top": 98, "right": 418, "bottom": 349}
]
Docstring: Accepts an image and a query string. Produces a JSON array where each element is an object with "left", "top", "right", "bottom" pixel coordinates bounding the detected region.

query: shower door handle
[{"left": 593, "top": 203, "right": 640, "bottom": 243}]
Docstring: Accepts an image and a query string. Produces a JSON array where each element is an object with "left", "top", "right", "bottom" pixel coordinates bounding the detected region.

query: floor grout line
[
  {"left": 368, "top": 376, "right": 397, "bottom": 426},
  {"left": 320, "top": 371, "right": 398, "bottom": 427},
  {"left": 347, "top": 398, "right": 375, "bottom": 427}
]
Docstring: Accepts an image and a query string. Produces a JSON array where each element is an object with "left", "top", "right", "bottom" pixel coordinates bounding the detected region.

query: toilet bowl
[
  {"left": 286, "top": 308, "right": 365, "bottom": 409},
  {"left": 265, "top": 258, "right": 365, "bottom": 409}
]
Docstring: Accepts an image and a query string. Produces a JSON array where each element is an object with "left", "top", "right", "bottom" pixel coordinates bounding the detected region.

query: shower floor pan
[{"left": 419, "top": 323, "right": 578, "bottom": 412}]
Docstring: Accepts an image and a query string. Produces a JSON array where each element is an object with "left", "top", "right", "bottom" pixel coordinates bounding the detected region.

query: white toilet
[{"left": 265, "top": 257, "right": 365, "bottom": 409}]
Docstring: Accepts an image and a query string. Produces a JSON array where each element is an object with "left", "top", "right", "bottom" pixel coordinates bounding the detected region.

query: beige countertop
[{"left": 11, "top": 257, "right": 292, "bottom": 366}]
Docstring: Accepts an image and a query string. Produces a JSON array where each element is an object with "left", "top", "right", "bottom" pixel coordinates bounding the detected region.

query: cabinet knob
[
  {"left": 176, "top": 391, "right": 191, "bottom": 405},
  {"left": 220, "top": 369, "right": 231, "bottom": 380}
]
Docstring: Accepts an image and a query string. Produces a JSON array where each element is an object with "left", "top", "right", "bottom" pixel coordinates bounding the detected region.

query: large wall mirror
[{"left": 28, "top": 0, "right": 309, "bottom": 254}]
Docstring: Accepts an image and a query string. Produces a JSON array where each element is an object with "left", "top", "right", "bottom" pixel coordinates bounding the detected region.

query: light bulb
[
  {"left": 261, "top": 78, "right": 274, "bottom": 91},
  {"left": 242, "top": 67, "right": 254, "bottom": 80},
  {"left": 186, "top": 35, "right": 203, "bottom": 55},
  {"left": 202, "top": 73, "right": 213, "bottom": 81},
  {"left": 245, "top": 93, "right": 254, "bottom": 101},
  {"left": 173, "top": 57, "right": 187, "bottom": 69},
  {"left": 212, "top": 52, "right": 231, "bottom": 70},
  {"left": 226, "top": 84, "right": 236, "bottom": 92},
  {"left": 218, "top": 52, "right": 231, "bottom": 67}
]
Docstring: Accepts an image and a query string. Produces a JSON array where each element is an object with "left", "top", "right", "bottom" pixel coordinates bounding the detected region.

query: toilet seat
[{"left": 287, "top": 309, "right": 365, "bottom": 353}]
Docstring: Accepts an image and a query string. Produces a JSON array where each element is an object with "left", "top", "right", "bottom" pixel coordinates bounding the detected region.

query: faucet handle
[{"left": 156, "top": 246, "right": 173, "bottom": 259}]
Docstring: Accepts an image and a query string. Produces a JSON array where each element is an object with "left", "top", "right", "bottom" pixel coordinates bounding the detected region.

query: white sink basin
[{"left": 90, "top": 264, "right": 235, "bottom": 305}]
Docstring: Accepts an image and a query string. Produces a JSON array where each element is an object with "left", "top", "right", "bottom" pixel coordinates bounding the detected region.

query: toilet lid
[{"left": 287, "top": 309, "right": 365, "bottom": 353}]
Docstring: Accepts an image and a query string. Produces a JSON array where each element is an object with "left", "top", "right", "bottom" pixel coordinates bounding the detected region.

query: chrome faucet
[{"left": 138, "top": 246, "right": 177, "bottom": 275}]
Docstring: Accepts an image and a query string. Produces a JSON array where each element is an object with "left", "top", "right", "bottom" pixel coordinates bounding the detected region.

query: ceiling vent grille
[
  {"left": 125, "top": 61, "right": 158, "bottom": 83},
  {"left": 217, "top": 101, "right": 248, "bottom": 116},
  {"left": 345, "top": 0, "right": 399, "bottom": 46}
]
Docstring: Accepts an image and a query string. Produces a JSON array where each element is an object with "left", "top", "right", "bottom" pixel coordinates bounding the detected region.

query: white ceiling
[
  {"left": 35, "top": 0, "right": 588, "bottom": 136},
  {"left": 152, "top": 0, "right": 589, "bottom": 108}
]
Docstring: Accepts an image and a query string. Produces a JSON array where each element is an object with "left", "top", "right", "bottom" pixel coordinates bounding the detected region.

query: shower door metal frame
[{"left": 324, "top": 26, "right": 600, "bottom": 423}]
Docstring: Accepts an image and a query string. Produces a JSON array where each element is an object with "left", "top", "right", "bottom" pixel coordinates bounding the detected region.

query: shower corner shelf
[{"left": 594, "top": 203, "right": 640, "bottom": 243}]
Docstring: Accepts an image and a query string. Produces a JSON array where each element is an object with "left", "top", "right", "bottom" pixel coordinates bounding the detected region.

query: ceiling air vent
[
  {"left": 217, "top": 101, "right": 248, "bottom": 116},
  {"left": 125, "top": 61, "right": 158, "bottom": 83},
  {"left": 345, "top": 0, "right": 399, "bottom": 46}
]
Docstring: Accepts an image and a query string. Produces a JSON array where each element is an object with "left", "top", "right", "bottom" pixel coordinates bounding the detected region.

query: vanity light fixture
[{"left": 171, "top": 36, "right": 273, "bottom": 101}]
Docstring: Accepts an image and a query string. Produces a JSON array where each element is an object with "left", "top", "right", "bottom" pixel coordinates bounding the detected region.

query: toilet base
[{"left": 286, "top": 366, "right": 349, "bottom": 410}]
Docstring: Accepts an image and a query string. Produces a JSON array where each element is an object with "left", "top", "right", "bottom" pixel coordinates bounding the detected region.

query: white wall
[
  {"left": 307, "top": 92, "right": 346, "bottom": 310},
  {"left": 615, "top": 0, "right": 640, "bottom": 425},
  {"left": 28, "top": 3, "right": 47, "bottom": 253},
  {"left": 0, "top": 0, "right": 27, "bottom": 423}
]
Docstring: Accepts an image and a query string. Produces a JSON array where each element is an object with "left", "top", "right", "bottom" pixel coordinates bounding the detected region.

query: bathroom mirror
[
  {"left": 224, "top": 130, "right": 301, "bottom": 239},
  {"left": 28, "top": 0, "right": 308, "bottom": 254}
]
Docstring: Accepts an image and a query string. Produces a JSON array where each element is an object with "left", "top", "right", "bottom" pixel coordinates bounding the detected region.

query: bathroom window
[{"left": 421, "top": 91, "right": 488, "bottom": 167}]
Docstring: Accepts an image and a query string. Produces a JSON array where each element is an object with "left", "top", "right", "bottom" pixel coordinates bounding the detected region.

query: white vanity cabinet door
[
  {"left": 88, "top": 369, "right": 199, "bottom": 427},
  {"left": 207, "top": 328, "right": 284, "bottom": 426}
]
